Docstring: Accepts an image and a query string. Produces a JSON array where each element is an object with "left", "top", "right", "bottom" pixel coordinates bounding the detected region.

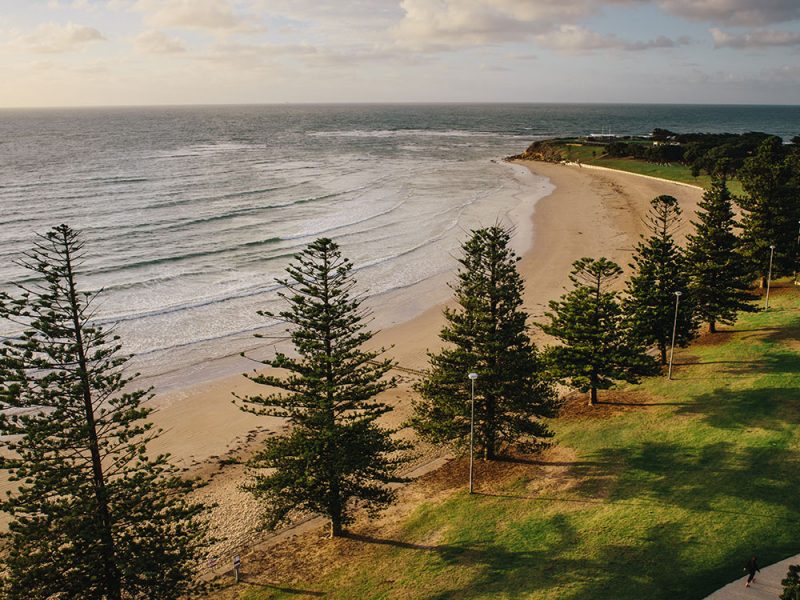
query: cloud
[
  {"left": 134, "top": 0, "right": 264, "bottom": 33},
  {"left": 625, "top": 34, "right": 691, "bottom": 51},
  {"left": 535, "top": 25, "right": 623, "bottom": 51},
  {"left": 10, "top": 22, "right": 105, "bottom": 53},
  {"left": 658, "top": 0, "right": 800, "bottom": 26},
  {"left": 47, "top": 0, "right": 131, "bottom": 9},
  {"left": 134, "top": 30, "right": 186, "bottom": 53},
  {"left": 191, "top": 40, "right": 319, "bottom": 71},
  {"left": 711, "top": 27, "right": 800, "bottom": 49},
  {"left": 766, "top": 64, "right": 800, "bottom": 82},
  {"left": 392, "top": 0, "right": 609, "bottom": 48},
  {"left": 390, "top": 0, "right": 696, "bottom": 52},
  {"left": 535, "top": 25, "right": 689, "bottom": 52}
]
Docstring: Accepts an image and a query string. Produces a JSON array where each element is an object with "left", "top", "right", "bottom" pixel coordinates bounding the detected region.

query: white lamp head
[{"left": 468, "top": 372, "right": 478, "bottom": 380}]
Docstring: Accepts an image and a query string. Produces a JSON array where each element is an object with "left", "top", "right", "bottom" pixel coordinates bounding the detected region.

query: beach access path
[{"left": 704, "top": 553, "right": 799, "bottom": 599}]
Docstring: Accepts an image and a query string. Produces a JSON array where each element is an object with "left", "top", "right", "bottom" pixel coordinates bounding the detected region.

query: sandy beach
[
  {"left": 147, "top": 160, "right": 704, "bottom": 465},
  {"left": 123, "top": 161, "right": 703, "bottom": 558},
  {"left": 0, "top": 160, "right": 705, "bottom": 551}
]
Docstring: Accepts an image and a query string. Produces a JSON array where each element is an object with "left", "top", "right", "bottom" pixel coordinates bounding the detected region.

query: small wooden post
[{"left": 233, "top": 555, "right": 241, "bottom": 584}]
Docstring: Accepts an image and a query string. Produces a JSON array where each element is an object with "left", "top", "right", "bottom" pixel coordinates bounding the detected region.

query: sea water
[{"left": 1, "top": 104, "right": 798, "bottom": 389}]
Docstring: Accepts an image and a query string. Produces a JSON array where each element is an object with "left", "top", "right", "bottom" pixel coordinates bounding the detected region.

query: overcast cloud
[{"left": 0, "top": 0, "right": 798, "bottom": 106}]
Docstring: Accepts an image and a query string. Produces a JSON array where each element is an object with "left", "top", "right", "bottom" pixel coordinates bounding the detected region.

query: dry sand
[
  {"left": 148, "top": 160, "right": 704, "bottom": 468},
  {"left": 0, "top": 161, "right": 706, "bottom": 555},
  {"left": 135, "top": 161, "right": 705, "bottom": 561}
]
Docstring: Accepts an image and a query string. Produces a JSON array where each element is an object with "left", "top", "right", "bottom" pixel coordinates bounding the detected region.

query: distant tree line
[
  {"left": 0, "top": 136, "right": 795, "bottom": 594},
  {"left": 605, "top": 129, "right": 800, "bottom": 177}
]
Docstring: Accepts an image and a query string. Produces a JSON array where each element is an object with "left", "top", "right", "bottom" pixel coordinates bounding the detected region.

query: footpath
[{"left": 705, "top": 554, "right": 800, "bottom": 599}]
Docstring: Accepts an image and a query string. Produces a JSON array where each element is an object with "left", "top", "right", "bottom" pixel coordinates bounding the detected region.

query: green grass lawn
[
  {"left": 237, "top": 286, "right": 800, "bottom": 600},
  {"left": 557, "top": 143, "right": 745, "bottom": 196}
]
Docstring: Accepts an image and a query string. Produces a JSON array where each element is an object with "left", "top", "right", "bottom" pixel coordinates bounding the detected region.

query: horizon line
[{"left": 2, "top": 100, "right": 800, "bottom": 111}]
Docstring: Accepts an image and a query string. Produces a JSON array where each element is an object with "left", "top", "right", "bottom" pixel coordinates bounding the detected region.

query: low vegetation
[
  {"left": 2, "top": 133, "right": 797, "bottom": 597},
  {"left": 509, "top": 131, "right": 796, "bottom": 197},
  {"left": 233, "top": 284, "right": 800, "bottom": 600}
]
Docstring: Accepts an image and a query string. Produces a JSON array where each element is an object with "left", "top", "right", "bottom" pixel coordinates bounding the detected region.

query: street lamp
[
  {"left": 668, "top": 291, "right": 682, "bottom": 380},
  {"left": 765, "top": 245, "right": 775, "bottom": 310},
  {"left": 468, "top": 372, "right": 478, "bottom": 494},
  {"left": 794, "top": 221, "right": 800, "bottom": 285}
]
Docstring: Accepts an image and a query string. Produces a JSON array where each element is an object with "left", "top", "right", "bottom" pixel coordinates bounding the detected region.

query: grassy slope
[
  {"left": 558, "top": 142, "right": 745, "bottom": 196},
  {"left": 239, "top": 287, "right": 800, "bottom": 600}
]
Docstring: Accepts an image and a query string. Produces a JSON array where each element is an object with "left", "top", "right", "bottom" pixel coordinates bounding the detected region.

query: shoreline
[
  {"left": 175, "top": 159, "right": 705, "bottom": 562},
  {"left": 129, "top": 159, "right": 550, "bottom": 396},
  {"left": 0, "top": 159, "right": 706, "bottom": 545},
  {"left": 144, "top": 160, "right": 705, "bottom": 470}
]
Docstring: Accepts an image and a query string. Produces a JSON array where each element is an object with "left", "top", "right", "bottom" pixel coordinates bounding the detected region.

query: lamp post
[
  {"left": 668, "top": 291, "right": 682, "bottom": 380},
  {"left": 794, "top": 222, "right": 800, "bottom": 285},
  {"left": 765, "top": 245, "right": 775, "bottom": 310},
  {"left": 468, "top": 372, "right": 478, "bottom": 494}
]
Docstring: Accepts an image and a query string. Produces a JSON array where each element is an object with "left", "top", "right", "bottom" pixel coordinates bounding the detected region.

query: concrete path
[{"left": 705, "top": 554, "right": 799, "bottom": 599}]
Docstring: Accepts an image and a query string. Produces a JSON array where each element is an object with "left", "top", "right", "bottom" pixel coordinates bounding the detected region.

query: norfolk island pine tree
[
  {"left": 410, "top": 226, "right": 557, "bottom": 460},
  {"left": 540, "top": 257, "right": 658, "bottom": 406},
  {"left": 624, "top": 195, "right": 699, "bottom": 365},
  {"left": 686, "top": 174, "right": 755, "bottom": 333},
  {"left": 235, "top": 238, "right": 410, "bottom": 538},
  {"left": 0, "top": 225, "right": 210, "bottom": 600},
  {"left": 738, "top": 137, "right": 800, "bottom": 287}
]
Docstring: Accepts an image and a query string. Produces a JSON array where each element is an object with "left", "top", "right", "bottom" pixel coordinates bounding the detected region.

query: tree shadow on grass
[
  {"left": 346, "top": 512, "right": 767, "bottom": 599},
  {"left": 676, "top": 385, "right": 800, "bottom": 430},
  {"left": 343, "top": 516, "right": 612, "bottom": 600},
  {"left": 569, "top": 441, "right": 800, "bottom": 522},
  {"left": 335, "top": 436, "right": 800, "bottom": 599},
  {"left": 492, "top": 455, "right": 596, "bottom": 467},
  {"left": 596, "top": 399, "right": 687, "bottom": 407},
  {"left": 236, "top": 579, "right": 325, "bottom": 596},
  {"left": 672, "top": 344, "right": 800, "bottom": 380}
]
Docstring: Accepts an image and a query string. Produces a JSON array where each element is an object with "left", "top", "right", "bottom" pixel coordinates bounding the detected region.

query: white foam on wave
[
  {"left": 0, "top": 123, "right": 551, "bottom": 389},
  {"left": 308, "top": 129, "right": 509, "bottom": 139}
]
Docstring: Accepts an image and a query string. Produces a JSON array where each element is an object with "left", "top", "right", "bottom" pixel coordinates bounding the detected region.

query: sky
[{"left": 1, "top": 0, "right": 799, "bottom": 107}]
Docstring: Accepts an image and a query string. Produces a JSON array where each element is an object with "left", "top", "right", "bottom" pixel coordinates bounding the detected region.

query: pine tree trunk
[
  {"left": 760, "top": 274, "right": 766, "bottom": 288},
  {"left": 485, "top": 394, "right": 496, "bottom": 461},
  {"left": 709, "top": 320, "right": 716, "bottom": 333},
  {"left": 62, "top": 230, "right": 122, "bottom": 600},
  {"left": 330, "top": 514, "right": 343, "bottom": 538},
  {"left": 485, "top": 442, "right": 496, "bottom": 461},
  {"left": 329, "top": 476, "right": 343, "bottom": 537},
  {"left": 321, "top": 246, "right": 344, "bottom": 540},
  {"left": 660, "top": 343, "right": 667, "bottom": 365},
  {"left": 589, "top": 369, "right": 598, "bottom": 406}
]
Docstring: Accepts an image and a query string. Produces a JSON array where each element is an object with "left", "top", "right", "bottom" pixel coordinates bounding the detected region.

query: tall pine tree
[
  {"left": 781, "top": 565, "right": 800, "bottom": 600},
  {"left": 410, "top": 226, "right": 557, "bottom": 460},
  {"left": 686, "top": 175, "right": 755, "bottom": 332},
  {"left": 0, "top": 225, "right": 210, "bottom": 600},
  {"left": 540, "top": 257, "right": 658, "bottom": 405},
  {"left": 236, "top": 238, "right": 409, "bottom": 538},
  {"left": 624, "top": 195, "right": 699, "bottom": 364},
  {"left": 738, "top": 136, "right": 800, "bottom": 286}
]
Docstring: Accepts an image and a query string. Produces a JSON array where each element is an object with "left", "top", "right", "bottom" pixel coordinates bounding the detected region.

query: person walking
[{"left": 745, "top": 555, "right": 760, "bottom": 587}]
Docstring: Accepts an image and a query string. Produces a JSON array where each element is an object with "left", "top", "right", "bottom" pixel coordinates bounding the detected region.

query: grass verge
[
  {"left": 227, "top": 285, "right": 799, "bottom": 600},
  {"left": 556, "top": 143, "right": 744, "bottom": 196}
]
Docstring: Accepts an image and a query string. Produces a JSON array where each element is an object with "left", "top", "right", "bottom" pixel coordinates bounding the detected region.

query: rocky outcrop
[{"left": 506, "top": 140, "right": 564, "bottom": 163}]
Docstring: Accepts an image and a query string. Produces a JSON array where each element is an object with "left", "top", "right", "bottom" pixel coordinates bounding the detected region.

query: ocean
[{"left": 1, "top": 103, "right": 798, "bottom": 389}]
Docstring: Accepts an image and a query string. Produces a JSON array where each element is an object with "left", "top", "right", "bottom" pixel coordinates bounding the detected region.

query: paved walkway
[{"left": 705, "top": 554, "right": 799, "bottom": 599}]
